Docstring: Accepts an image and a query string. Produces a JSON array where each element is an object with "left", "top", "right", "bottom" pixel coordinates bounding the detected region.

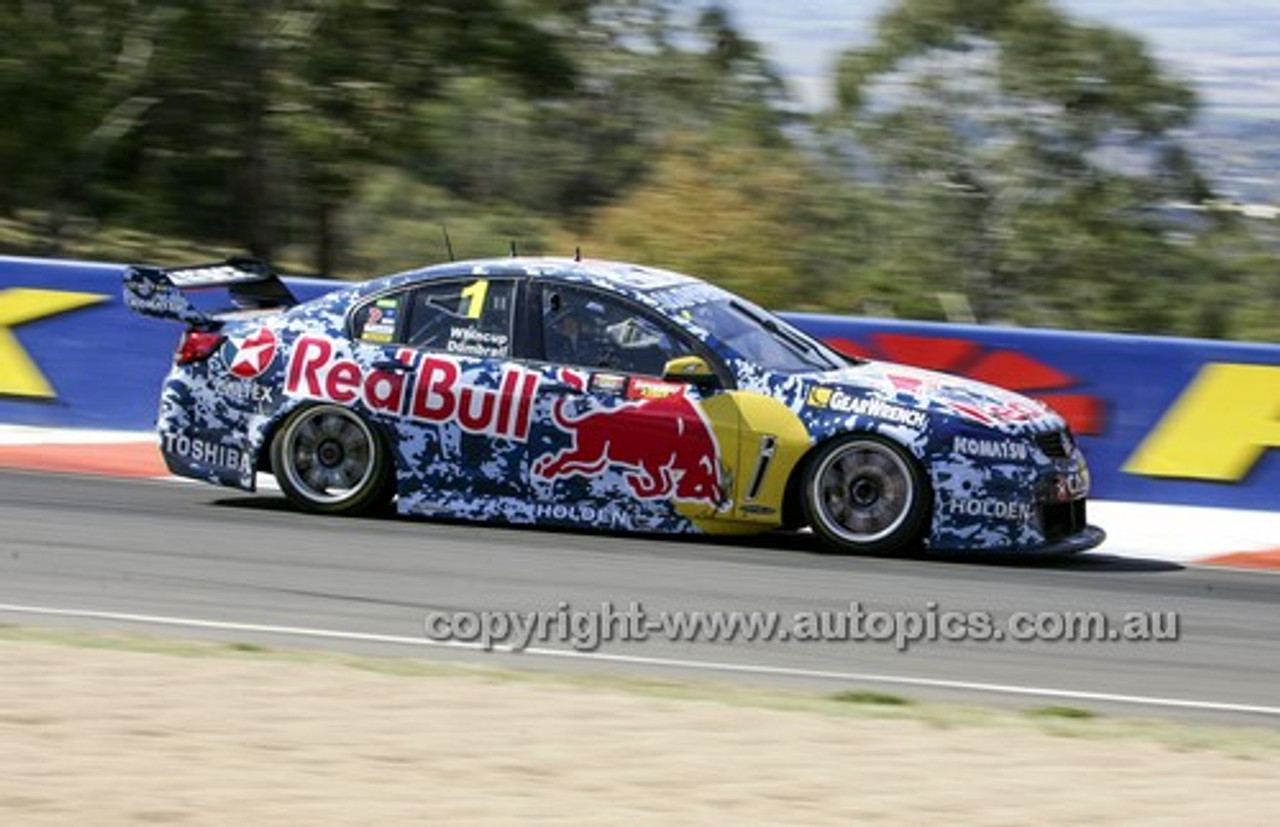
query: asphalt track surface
[{"left": 2, "top": 469, "right": 1278, "bottom": 725}]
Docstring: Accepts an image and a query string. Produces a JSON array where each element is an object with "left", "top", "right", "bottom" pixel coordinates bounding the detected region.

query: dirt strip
[{"left": 1, "top": 633, "right": 1278, "bottom": 825}]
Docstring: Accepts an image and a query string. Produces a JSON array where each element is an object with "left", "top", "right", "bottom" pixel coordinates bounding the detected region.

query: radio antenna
[{"left": 441, "top": 226, "right": 455, "bottom": 262}]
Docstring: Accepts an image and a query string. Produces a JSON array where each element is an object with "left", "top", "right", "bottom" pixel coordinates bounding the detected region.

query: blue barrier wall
[
  {"left": 0, "top": 257, "right": 172, "bottom": 430},
  {"left": 0, "top": 256, "right": 334, "bottom": 430},
  {"left": 3, "top": 255, "right": 1278, "bottom": 509}
]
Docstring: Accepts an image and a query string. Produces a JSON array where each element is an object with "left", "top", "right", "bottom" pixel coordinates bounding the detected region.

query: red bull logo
[
  {"left": 285, "top": 335, "right": 539, "bottom": 440},
  {"left": 532, "top": 371, "right": 722, "bottom": 504}
]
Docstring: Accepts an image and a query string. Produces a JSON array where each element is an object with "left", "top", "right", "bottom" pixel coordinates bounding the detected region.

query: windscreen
[{"left": 652, "top": 284, "right": 848, "bottom": 373}]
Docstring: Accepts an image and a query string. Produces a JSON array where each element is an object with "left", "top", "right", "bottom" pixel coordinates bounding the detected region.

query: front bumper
[
  {"left": 1038, "top": 523, "right": 1107, "bottom": 555},
  {"left": 926, "top": 524, "right": 1105, "bottom": 563},
  {"left": 929, "top": 524, "right": 1106, "bottom": 558}
]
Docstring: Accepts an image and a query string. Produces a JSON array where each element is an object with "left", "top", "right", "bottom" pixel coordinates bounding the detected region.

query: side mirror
[{"left": 662, "top": 355, "right": 720, "bottom": 391}]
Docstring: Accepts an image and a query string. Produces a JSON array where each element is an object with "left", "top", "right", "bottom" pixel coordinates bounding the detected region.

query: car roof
[{"left": 359, "top": 257, "right": 705, "bottom": 303}]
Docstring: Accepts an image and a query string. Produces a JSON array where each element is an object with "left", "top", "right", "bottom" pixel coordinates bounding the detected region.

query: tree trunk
[
  {"left": 238, "top": 3, "right": 273, "bottom": 261},
  {"left": 315, "top": 197, "right": 338, "bottom": 278}
]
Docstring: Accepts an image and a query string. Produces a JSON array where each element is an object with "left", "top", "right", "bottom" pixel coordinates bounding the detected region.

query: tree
[
  {"left": 826, "top": 0, "right": 1215, "bottom": 331},
  {"left": 561, "top": 134, "right": 847, "bottom": 310},
  {"left": 2, "top": 1, "right": 575, "bottom": 272},
  {"left": 269, "top": 0, "right": 576, "bottom": 274},
  {"left": 0, "top": 1, "right": 165, "bottom": 244},
  {"left": 413, "top": 1, "right": 795, "bottom": 224}
]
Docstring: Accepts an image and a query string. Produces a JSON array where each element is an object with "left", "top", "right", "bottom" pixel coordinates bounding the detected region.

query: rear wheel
[
  {"left": 271, "top": 405, "right": 393, "bottom": 515},
  {"left": 803, "top": 434, "right": 930, "bottom": 555}
]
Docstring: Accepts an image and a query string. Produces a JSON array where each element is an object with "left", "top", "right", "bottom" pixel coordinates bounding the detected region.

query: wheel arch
[
  {"left": 781, "top": 428, "right": 935, "bottom": 536},
  {"left": 254, "top": 398, "right": 313, "bottom": 474}
]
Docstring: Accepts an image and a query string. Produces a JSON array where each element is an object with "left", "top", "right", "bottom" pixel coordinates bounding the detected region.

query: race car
[{"left": 123, "top": 256, "right": 1104, "bottom": 556}]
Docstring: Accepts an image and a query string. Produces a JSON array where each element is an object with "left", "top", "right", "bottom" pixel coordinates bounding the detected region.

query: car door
[
  {"left": 525, "top": 282, "right": 736, "bottom": 532},
  {"left": 343, "top": 275, "right": 541, "bottom": 518}
]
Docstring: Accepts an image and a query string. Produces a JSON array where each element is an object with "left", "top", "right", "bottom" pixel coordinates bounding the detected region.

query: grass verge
[{"left": 1, "top": 622, "right": 1277, "bottom": 757}]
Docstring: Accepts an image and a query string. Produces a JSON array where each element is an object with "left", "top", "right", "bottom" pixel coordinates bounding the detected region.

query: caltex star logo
[{"left": 225, "top": 327, "right": 277, "bottom": 379}]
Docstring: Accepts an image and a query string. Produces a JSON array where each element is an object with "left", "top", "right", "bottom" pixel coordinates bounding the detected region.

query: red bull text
[{"left": 285, "top": 335, "right": 539, "bottom": 440}]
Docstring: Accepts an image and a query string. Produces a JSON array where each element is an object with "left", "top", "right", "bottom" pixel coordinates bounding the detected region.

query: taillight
[{"left": 176, "top": 330, "right": 225, "bottom": 365}]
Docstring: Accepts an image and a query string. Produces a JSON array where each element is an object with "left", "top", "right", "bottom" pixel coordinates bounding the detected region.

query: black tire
[
  {"left": 270, "top": 404, "right": 394, "bottom": 515},
  {"left": 802, "top": 434, "right": 930, "bottom": 555}
]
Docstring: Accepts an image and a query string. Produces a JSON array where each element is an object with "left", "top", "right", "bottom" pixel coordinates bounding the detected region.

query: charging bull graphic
[{"left": 533, "top": 371, "right": 723, "bottom": 505}]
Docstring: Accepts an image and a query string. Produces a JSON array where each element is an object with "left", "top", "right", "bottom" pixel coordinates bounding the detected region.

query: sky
[{"left": 725, "top": 0, "right": 1280, "bottom": 121}]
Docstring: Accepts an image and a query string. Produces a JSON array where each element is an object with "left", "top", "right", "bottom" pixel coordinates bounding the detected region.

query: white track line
[{"left": 2, "top": 603, "right": 1277, "bottom": 718}]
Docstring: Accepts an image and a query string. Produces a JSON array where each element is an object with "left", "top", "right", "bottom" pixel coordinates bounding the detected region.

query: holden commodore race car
[{"left": 123, "top": 256, "right": 1104, "bottom": 556}]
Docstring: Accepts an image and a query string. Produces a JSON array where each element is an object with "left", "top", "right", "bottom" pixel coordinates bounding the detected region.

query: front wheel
[
  {"left": 802, "top": 434, "right": 930, "bottom": 555},
  {"left": 271, "top": 404, "right": 394, "bottom": 515}
]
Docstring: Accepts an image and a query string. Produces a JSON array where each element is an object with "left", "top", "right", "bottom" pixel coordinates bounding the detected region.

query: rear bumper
[{"left": 160, "top": 438, "right": 256, "bottom": 491}]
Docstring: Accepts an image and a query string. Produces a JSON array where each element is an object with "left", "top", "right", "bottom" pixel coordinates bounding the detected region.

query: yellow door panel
[{"left": 683, "top": 391, "right": 810, "bottom": 533}]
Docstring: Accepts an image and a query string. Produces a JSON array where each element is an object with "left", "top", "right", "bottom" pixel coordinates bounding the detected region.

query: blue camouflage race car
[{"left": 123, "top": 256, "right": 1104, "bottom": 556}]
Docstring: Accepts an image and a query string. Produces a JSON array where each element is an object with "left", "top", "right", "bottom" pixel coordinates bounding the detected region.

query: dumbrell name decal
[{"left": 285, "top": 335, "right": 540, "bottom": 440}]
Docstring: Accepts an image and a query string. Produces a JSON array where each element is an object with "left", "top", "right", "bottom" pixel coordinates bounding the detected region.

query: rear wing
[{"left": 123, "top": 257, "right": 297, "bottom": 328}]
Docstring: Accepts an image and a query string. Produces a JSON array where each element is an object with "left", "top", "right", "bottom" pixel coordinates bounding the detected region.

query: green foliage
[
  {"left": 338, "top": 167, "right": 559, "bottom": 275},
  {"left": 831, "top": 690, "right": 914, "bottom": 706},
  {"left": 560, "top": 136, "right": 829, "bottom": 309},
  {"left": 823, "top": 0, "right": 1255, "bottom": 337},
  {"left": 0, "top": 0, "right": 1276, "bottom": 341},
  {"left": 1028, "top": 705, "right": 1098, "bottom": 720},
  {"left": 0, "top": 1, "right": 167, "bottom": 232},
  {"left": 0, "top": 0, "right": 574, "bottom": 273}
]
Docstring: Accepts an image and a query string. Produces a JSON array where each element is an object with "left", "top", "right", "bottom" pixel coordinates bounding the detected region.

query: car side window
[
  {"left": 351, "top": 294, "right": 406, "bottom": 344},
  {"left": 393, "top": 278, "right": 515, "bottom": 357},
  {"left": 541, "top": 285, "right": 690, "bottom": 376}
]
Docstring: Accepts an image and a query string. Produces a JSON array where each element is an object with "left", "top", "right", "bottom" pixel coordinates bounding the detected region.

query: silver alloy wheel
[
  {"left": 809, "top": 438, "right": 916, "bottom": 545},
  {"left": 278, "top": 406, "right": 378, "bottom": 506}
]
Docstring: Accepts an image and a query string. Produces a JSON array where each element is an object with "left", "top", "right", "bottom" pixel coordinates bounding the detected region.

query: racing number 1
[{"left": 461, "top": 279, "right": 489, "bottom": 320}]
